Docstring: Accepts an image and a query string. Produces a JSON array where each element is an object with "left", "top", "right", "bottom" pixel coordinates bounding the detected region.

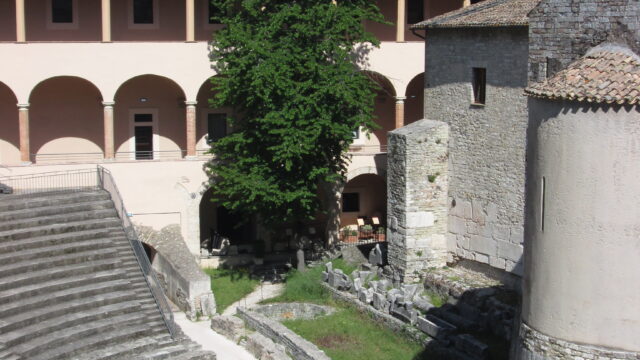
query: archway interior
[
  {"left": 405, "top": 73, "right": 425, "bottom": 126},
  {"left": 199, "top": 188, "right": 255, "bottom": 254},
  {"left": 114, "top": 75, "right": 186, "bottom": 159},
  {"left": 340, "top": 173, "right": 387, "bottom": 230},
  {"left": 195, "top": 77, "right": 234, "bottom": 153},
  {"left": 0, "top": 82, "right": 19, "bottom": 165},
  {"left": 29, "top": 76, "right": 104, "bottom": 163},
  {"left": 362, "top": 71, "right": 396, "bottom": 147}
]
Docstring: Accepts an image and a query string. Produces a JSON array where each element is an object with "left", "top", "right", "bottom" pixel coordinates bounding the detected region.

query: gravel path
[{"left": 222, "top": 282, "right": 285, "bottom": 316}]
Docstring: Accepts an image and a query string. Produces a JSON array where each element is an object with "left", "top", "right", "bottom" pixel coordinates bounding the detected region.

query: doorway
[{"left": 130, "top": 110, "right": 158, "bottom": 160}]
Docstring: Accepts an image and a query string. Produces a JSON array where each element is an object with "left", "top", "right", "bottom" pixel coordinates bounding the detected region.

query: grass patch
[
  {"left": 263, "top": 258, "right": 356, "bottom": 305},
  {"left": 423, "top": 289, "right": 448, "bottom": 307},
  {"left": 282, "top": 306, "right": 428, "bottom": 360},
  {"left": 203, "top": 267, "right": 260, "bottom": 313}
]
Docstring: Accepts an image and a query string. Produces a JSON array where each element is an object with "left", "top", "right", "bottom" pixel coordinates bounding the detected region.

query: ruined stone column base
[{"left": 515, "top": 323, "right": 640, "bottom": 360}]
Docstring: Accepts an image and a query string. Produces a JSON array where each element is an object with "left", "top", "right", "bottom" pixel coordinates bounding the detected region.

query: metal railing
[
  {"left": 97, "top": 165, "right": 178, "bottom": 339},
  {"left": 347, "top": 144, "right": 388, "bottom": 154},
  {"left": 0, "top": 166, "right": 178, "bottom": 339},
  {"left": 0, "top": 168, "right": 101, "bottom": 195},
  {"left": 28, "top": 149, "right": 213, "bottom": 165}
]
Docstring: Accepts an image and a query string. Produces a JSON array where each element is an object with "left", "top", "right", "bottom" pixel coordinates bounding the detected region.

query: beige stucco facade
[{"left": 0, "top": 0, "right": 462, "bottom": 255}]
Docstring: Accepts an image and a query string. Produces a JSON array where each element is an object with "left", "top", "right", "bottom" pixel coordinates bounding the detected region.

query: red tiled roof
[
  {"left": 526, "top": 45, "right": 640, "bottom": 105},
  {"left": 411, "top": 0, "right": 540, "bottom": 29}
]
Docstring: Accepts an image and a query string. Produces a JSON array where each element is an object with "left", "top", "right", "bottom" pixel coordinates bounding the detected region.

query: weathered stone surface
[
  {"left": 253, "top": 303, "right": 335, "bottom": 322},
  {"left": 413, "top": 296, "right": 436, "bottom": 313},
  {"left": 372, "top": 292, "right": 390, "bottom": 313},
  {"left": 325, "top": 262, "right": 332, "bottom": 272},
  {"left": 417, "top": 316, "right": 456, "bottom": 339},
  {"left": 237, "top": 307, "right": 331, "bottom": 360},
  {"left": 424, "top": 26, "right": 529, "bottom": 274},
  {"left": 246, "top": 333, "right": 291, "bottom": 360},
  {"left": 211, "top": 315, "right": 246, "bottom": 342},
  {"left": 368, "top": 244, "right": 385, "bottom": 266},
  {"left": 358, "top": 287, "right": 373, "bottom": 304},
  {"left": 401, "top": 284, "right": 420, "bottom": 301},
  {"left": 387, "top": 120, "right": 450, "bottom": 282}
]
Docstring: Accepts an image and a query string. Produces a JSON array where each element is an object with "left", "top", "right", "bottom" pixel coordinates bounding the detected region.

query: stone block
[
  {"left": 417, "top": 315, "right": 456, "bottom": 339},
  {"left": 413, "top": 297, "right": 435, "bottom": 313},
  {"left": 449, "top": 216, "right": 466, "bottom": 234},
  {"left": 358, "top": 288, "right": 373, "bottom": 304},
  {"left": 407, "top": 211, "right": 435, "bottom": 228},
  {"left": 475, "top": 253, "right": 490, "bottom": 264},
  {"left": 325, "top": 262, "right": 332, "bottom": 272},
  {"left": 469, "top": 235, "right": 497, "bottom": 256},
  {"left": 497, "top": 240, "right": 523, "bottom": 262},
  {"left": 368, "top": 244, "right": 384, "bottom": 266},
  {"left": 211, "top": 315, "right": 245, "bottom": 342},
  {"left": 321, "top": 271, "right": 328, "bottom": 282},
  {"left": 246, "top": 332, "right": 291, "bottom": 360},
  {"left": 353, "top": 278, "right": 362, "bottom": 292},
  {"left": 372, "top": 292, "right": 390, "bottom": 313},
  {"left": 471, "top": 199, "right": 486, "bottom": 225},
  {"left": 386, "top": 288, "right": 402, "bottom": 303},
  {"left": 454, "top": 334, "right": 488, "bottom": 359},
  {"left": 509, "top": 227, "right": 524, "bottom": 244},
  {"left": 358, "top": 270, "right": 374, "bottom": 283},
  {"left": 401, "top": 284, "right": 420, "bottom": 301},
  {"left": 376, "top": 279, "right": 391, "bottom": 292}
]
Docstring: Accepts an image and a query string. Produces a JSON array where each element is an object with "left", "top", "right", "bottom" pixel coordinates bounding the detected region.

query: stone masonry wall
[
  {"left": 528, "top": 0, "right": 640, "bottom": 82},
  {"left": 424, "top": 27, "right": 529, "bottom": 276},
  {"left": 387, "top": 119, "right": 449, "bottom": 282}
]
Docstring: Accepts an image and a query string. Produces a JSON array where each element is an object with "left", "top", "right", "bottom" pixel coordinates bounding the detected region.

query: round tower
[{"left": 516, "top": 45, "right": 640, "bottom": 359}]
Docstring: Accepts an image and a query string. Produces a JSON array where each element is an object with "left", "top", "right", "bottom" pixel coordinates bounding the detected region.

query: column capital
[
  {"left": 185, "top": 100, "right": 198, "bottom": 107},
  {"left": 395, "top": 96, "right": 407, "bottom": 104},
  {"left": 102, "top": 101, "right": 115, "bottom": 107},
  {"left": 17, "top": 103, "right": 29, "bottom": 109}
]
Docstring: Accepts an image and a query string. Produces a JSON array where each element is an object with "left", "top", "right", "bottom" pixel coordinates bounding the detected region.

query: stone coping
[{"left": 252, "top": 303, "right": 335, "bottom": 322}]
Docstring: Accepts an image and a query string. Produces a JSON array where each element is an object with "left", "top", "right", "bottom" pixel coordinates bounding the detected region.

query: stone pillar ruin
[{"left": 387, "top": 119, "right": 449, "bottom": 282}]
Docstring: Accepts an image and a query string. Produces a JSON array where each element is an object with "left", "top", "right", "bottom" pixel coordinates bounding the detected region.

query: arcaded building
[{"left": 0, "top": 1, "right": 463, "bottom": 256}]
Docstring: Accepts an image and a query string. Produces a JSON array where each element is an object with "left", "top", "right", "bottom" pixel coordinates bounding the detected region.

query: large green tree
[{"left": 205, "top": 0, "right": 383, "bottom": 233}]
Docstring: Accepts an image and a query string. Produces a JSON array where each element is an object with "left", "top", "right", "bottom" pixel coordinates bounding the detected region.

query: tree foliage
[{"left": 205, "top": 0, "right": 384, "bottom": 228}]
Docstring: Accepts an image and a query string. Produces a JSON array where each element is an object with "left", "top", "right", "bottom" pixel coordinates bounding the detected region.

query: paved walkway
[
  {"left": 173, "top": 311, "right": 257, "bottom": 360},
  {"left": 174, "top": 282, "right": 285, "bottom": 360},
  {"left": 222, "top": 282, "right": 285, "bottom": 316}
]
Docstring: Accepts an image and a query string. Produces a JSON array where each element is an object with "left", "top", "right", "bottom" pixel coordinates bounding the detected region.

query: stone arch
[
  {"left": 346, "top": 166, "right": 387, "bottom": 182},
  {"left": 195, "top": 76, "right": 233, "bottom": 153},
  {"left": 360, "top": 71, "right": 396, "bottom": 147},
  {"left": 340, "top": 171, "right": 387, "bottom": 232},
  {"left": 113, "top": 74, "right": 187, "bottom": 159},
  {"left": 0, "top": 81, "right": 19, "bottom": 165},
  {"left": 28, "top": 76, "right": 104, "bottom": 163},
  {"left": 405, "top": 72, "right": 425, "bottom": 126}
]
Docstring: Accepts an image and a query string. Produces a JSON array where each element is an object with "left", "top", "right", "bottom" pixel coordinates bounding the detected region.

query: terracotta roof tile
[
  {"left": 411, "top": 0, "right": 540, "bottom": 29},
  {"left": 525, "top": 45, "right": 640, "bottom": 105}
]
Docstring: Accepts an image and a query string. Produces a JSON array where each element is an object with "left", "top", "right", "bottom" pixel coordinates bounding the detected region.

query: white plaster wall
[
  {"left": 523, "top": 99, "right": 640, "bottom": 352},
  {"left": 1, "top": 160, "right": 208, "bottom": 254}
]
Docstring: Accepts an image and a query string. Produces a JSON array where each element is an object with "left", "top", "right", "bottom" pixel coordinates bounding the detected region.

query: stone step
[
  {"left": 0, "top": 218, "right": 122, "bottom": 241},
  {"left": 0, "top": 258, "right": 120, "bottom": 292},
  {"left": 18, "top": 315, "right": 150, "bottom": 360},
  {"left": 0, "top": 208, "right": 118, "bottom": 232},
  {"left": 0, "top": 268, "right": 123, "bottom": 306},
  {"left": 0, "top": 239, "right": 118, "bottom": 269},
  {"left": 72, "top": 337, "right": 159, "bottom": 360},
  {"left": 0, "top": 199, "right": 115, "bottom": 223},
  {"left": 0, "top": 227, "right": 122, "bottom": 254},
  {"left": 0, "top": 190, "right": 110, "bottom": 212},
  {"left": 173, "top": 350, "right": 218, "bottom": 360},
  {"left": 140, "top": 344, "right": 191, "bottom": 359},
  {"left": 0, "top": 278, "right": 131, "bottom": 319},
  {"left": 0, "top": 248, "right": 118, "bottom": 279},
  {"left": 0, "top": 292, "right": 141, "bottom": 336}
]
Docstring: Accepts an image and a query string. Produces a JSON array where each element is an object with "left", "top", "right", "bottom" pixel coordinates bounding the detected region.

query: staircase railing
[
  {"left": 0, "top": 166, "right": 178, "bottom": 339},
  {"left": 97, "top": 165, "right": 178, "bottom": 339}
]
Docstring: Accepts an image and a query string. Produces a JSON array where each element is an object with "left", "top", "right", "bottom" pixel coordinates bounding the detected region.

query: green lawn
[
  {"left": 203, "top": 267, "right": 260, "bottom": 313},
  {"left": 266, "top": 259, "right": 429, "bottom": 360}
]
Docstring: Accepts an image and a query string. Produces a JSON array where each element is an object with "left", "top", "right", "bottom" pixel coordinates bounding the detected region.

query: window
[
  {"left": 51, "top": 0, "right": 73, "bottom": 23},
  {"left": 342, "top": 193, "right": 360, "bottom": 212},
  {"left": 207, "top": 113, "right": 227, "bottom": 143},
  {"left": 407, "top": 0, "right": 424, "bottom": 24},
  {"left": 133, "top": 0, "right": 154, "bottom": 24},
  {"left": 472, "top": 67, "right": 486, "bottom": 105},
  {"left": 352, "top": 127, "right": 360, "bottom": 139}
]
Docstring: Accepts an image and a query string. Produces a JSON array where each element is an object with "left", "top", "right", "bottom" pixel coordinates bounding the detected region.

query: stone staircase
[{"left": 0, "top": 190, "right": 216, "bottom": 360}]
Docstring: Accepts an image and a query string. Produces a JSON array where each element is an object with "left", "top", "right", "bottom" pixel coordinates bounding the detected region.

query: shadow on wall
[{"left": 410, "top": 255, "right": 523, "bottom": 360}]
